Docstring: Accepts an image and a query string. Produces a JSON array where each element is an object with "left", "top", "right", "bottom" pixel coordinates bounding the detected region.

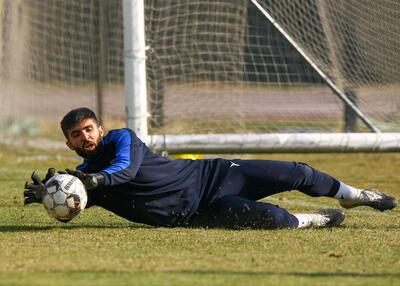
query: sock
[
  {"left": 334, "top": 181, "right": 361, "bottom": 200},
  {"left": 293, "top": 214, "right": 312, "bottom": 228}
]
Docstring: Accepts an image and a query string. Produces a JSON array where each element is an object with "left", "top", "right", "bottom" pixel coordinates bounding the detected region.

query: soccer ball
[{"left": 42, "top": 174, "right": 87, "bottom": 222}]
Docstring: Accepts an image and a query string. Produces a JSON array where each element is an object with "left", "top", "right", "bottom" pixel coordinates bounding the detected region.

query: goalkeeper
[{"left": 24, "top": 107, "right": 397, "bottom": 229}]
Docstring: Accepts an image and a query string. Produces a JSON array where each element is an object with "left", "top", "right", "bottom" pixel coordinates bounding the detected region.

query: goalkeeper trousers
[{"left": 189, "top": 159, "right": 340, "bottom": 229}]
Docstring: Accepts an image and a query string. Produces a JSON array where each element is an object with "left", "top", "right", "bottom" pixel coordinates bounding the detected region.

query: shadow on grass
[
  {"left": 345, "top": 224, "right": 400, "bottom": 231},
  {"left": 165, "top": 270, "right": 400, "bottom": 278},
  {"left": 2, "top": 222, "right": 400, "bottom": 233},
  {"left": 0, "top": 223, "right": 151, "bottom": 232}
]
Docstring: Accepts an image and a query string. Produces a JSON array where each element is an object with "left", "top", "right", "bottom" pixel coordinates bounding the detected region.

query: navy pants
[{"left": 189, "top": 160, "right": 340, "bottom": 229}]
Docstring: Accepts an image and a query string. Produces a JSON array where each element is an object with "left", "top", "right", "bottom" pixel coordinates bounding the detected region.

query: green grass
[{"left": 0, "top": 145, "right": 399, "bottom": 286}]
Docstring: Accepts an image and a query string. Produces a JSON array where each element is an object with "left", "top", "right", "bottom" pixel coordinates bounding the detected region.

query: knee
[
  {"left": 296, "top": 162, "right": 315, "bottom": 179},
  {"left": 292, "top": 162, "right": 320, "bottom": 196}
]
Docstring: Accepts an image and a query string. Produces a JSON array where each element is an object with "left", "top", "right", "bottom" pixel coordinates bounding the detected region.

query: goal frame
[{"left": 123, "top": 0, "right": 400, "bottom": 153}]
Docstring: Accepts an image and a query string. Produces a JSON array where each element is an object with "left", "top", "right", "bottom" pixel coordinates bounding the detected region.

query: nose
[{"left": 81, "top": 131, "right": 91, "bottom": 141}]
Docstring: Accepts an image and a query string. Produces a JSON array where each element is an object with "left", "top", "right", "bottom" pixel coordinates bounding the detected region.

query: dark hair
[{"left": 60, "top": 107, "right": 99, "bottom": 139}]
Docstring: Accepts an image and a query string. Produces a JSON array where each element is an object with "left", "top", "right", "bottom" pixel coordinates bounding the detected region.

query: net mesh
[{"left": 1, "top": 0, "right": 399, "bottom": 141}]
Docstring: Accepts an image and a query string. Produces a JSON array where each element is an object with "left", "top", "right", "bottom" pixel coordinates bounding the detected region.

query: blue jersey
[{"left": 77, "top": 128, "right": 230, "bottom": 226}]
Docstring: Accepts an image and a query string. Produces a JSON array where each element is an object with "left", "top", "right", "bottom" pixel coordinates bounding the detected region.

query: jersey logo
[{"left": 230, "top": 161, "right": 240, "bottom": 168}]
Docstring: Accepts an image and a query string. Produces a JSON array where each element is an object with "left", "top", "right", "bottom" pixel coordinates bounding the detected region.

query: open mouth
[{"left": 83, "top": 142, "right": 96, "bottom": 152}]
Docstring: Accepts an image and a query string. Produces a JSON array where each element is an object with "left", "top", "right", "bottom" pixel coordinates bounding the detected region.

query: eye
[{"left": 70, "top": 132, "right": 80, "bottom": 139}]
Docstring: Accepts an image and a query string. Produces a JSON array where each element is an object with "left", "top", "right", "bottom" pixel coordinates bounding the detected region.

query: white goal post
[
  {"left": 122, "top": 0, "right": 148, "bottom": 140},
  {"left": 123, "top": 0, "right": 400, "bottom": 153}
]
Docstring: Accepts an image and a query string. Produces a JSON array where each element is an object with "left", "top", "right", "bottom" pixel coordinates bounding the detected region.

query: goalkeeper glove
[
  {"left": 65, "top": 169, "right": 105, "bottom": 190},
  {"left": 24, "top": 167, "right": 57, "bottom": 205}
]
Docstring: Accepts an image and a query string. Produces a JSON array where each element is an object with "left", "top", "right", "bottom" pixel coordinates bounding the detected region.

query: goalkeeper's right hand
[
  {"left": 23, "top": 168, "right": 57, "bottom": 205},
  {"left": 65, "top": 169, "right": 104, "bottom": 191}
]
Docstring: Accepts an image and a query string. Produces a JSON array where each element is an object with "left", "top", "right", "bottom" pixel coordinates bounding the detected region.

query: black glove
[
  {"left": 24, "top": 168, "right": 57, "bottom": 205},
  {"left": 43, "top": 167, "right": 57, "bottom": 182},
  {"left": 65, "top": 169, "right": 104, "bottom": 190},
  {"left": 23, "top": 168, "right": 57, "bottom": 205}
]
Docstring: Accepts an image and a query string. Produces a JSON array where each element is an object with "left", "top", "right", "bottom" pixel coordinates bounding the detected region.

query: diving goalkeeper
[{"left": 24, "top": 107, "right": 397, "bottom": 229}]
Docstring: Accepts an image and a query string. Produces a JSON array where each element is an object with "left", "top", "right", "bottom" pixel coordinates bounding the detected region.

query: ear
[
  {"left": 66, "top": 140, "right": 74, "bottom": 150},
  {"left": 98, "top": 125, "right": 105, "bottom": 137}
]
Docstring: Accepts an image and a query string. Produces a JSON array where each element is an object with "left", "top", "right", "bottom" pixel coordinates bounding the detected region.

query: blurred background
[{"left": 1, "top": 0, "right": 399, "bottom": 146}]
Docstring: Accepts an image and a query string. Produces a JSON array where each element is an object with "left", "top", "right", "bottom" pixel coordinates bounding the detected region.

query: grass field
[{"left": 0, "top": 144, "right": 399, "bottom": 286}]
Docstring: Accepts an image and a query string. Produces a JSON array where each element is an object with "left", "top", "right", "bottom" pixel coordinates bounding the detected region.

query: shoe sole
[{"left": 340, "top": 196, "right": 398, "bottom": 212}]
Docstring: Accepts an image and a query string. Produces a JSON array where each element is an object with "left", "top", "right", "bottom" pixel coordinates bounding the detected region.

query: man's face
[{"left": 66, "top": 118, "right": 105, "bottom": 158}]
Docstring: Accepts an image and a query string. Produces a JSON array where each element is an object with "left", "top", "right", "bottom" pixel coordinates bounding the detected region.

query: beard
[{"left": 74, "top": 138, "right": 104, "bottom": 160}]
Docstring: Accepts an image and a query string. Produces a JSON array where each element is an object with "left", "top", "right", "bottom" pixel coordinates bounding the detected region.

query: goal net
[{"left": 1, "top": 0, "right": 400, "bottom": 152}]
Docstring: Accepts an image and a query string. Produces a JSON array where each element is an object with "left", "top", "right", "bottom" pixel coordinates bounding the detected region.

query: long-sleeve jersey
[
  {"left": 74, "top": 128, "right": 342, "bottom": 228},
  {"left": 77, "top": 128, "right": 230, "bottom": 226}
]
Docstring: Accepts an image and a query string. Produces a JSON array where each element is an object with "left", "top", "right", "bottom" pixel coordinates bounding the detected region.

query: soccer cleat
[
  {"left": 339, "top": 189, "right": 398, "bottom": 211},
  {"left": 294, "top": 208, "right": 345, "bottom": 229}
]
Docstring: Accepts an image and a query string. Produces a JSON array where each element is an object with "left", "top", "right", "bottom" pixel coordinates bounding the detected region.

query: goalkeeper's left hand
[
  {"left": 24, "top": 168, "right": 57, "bottom": 205},
  {"left": 65, "top": 169, "right": 105, "bottom": 191}
]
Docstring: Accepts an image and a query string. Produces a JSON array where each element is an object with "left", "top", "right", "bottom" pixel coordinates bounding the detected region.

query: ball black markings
[{"left": 64, "top": 176, "right": 78, "bottom": 191}]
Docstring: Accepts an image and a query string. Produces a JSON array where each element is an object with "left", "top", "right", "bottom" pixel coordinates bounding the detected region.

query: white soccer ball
[{"left": 42, "top": 174, "right": 87, "bottom": 222}]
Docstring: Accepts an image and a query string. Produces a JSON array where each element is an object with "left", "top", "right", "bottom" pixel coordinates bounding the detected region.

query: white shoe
[
  {"left": 294, "top": 209, "right": 345, "bottom": 229},
  {"left": 339, "top": 189, "right": 397, "bottom": 211}
]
